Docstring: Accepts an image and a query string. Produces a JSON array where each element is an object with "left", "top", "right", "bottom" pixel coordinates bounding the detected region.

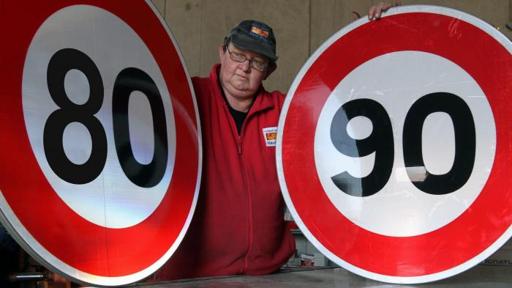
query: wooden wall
[{"left": 150, "top": 0, "right": 511, "bottom": 93}]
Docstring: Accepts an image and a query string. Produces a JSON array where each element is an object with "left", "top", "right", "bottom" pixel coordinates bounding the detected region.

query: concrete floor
[{"left": 134, "top": 264, "right": 512, "bottom": 288}]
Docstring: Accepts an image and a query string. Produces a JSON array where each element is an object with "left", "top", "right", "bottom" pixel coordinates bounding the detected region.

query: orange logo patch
[
  {"left": 262, "top": 127, "right": 278, "bottom": 147},
  {"left": 251, "top": 26, "right": 269, "bottom": 38}
]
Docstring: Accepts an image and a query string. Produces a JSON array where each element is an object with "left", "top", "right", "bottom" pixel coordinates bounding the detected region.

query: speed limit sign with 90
[
  {"left": 0, "top": 1, "right": 201, "bottom": 286},
  {"left": 277, "top": 6, "right": 512, "bottom": 284}
]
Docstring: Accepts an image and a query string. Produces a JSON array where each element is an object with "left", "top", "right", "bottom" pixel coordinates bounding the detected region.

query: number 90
[{"left": 330, "top": 93, "right": 476, "bottom": 197}]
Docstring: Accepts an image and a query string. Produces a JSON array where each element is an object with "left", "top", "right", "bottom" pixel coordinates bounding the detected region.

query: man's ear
[
  {"left": 264, "top": 62, "right": 277, "bottom": 80},
  {"left": 218, "top": 45, "right": 226, "bottom": 62}
]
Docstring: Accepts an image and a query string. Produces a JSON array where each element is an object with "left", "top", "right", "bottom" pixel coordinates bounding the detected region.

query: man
[
  {"left": 155, "top": 2, "right": 396, "bottom": 281},
  {"left": 156, "top": 19, "right": 293, "bottom": 280}
]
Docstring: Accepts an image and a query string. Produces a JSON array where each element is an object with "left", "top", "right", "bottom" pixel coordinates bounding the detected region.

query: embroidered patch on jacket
[{"left": 262, "top": 127, "right": 278, "bottom": 147}]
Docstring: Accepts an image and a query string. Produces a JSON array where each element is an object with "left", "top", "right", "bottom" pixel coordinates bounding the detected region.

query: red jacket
[{"left": 155, "top": 64, "right": 295, "bottom": 279}]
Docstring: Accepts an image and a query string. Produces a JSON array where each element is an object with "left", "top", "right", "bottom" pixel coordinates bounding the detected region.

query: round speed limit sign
[
  {"left": 0, "top": 1, "right": 201, "bottom": 286},
  {"left": 277, "top": 6, "right": 512, "bottom": 284}
]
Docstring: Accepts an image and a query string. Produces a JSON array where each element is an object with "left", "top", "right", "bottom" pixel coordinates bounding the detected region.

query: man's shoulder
[
  {"left": 260, "top": 87, "right": 284, "bottom": 99},
  {"left": 192, "top": 64, "right": 220, "bottom": 92},
  {"left": 269, "top": 89, "right": 285, "bottom": 98},
  {"left": 191, "top": 75, "right": 215, "bottom": 101},
  {"left": 192, "top": 75, "right": 210, "bottom": 89},
  {"left": 261, "top": 89, "right": 285, "bottom": 106},
  {"left": 253, "top": 88, "right": 284, "bottom": 114}
]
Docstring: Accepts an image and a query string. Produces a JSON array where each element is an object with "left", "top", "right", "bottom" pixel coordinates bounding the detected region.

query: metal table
[{"left": 134, "top": 264, "right": 512, "bottom": 288}]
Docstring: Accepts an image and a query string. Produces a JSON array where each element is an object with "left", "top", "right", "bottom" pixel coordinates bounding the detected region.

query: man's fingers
[
  {"left": 368, "top": 1, "right": 399, "bottom": 20},
  {"left": 368, "top": 5, "right": 378, "bottom": 20}
]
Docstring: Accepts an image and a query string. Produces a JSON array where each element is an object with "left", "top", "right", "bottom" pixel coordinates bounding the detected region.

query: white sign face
[
  {"left": 0, "top": 1, "right": 201, "bottom": 286},
  {"left": 315, "top": 51, "right": 495, "bottom": 237},
  {"left": 277, "top": 5, "right": 512, "bottom": 284},
  {"left": 23, "top": 4, "right": 176, "bottom": 229}
]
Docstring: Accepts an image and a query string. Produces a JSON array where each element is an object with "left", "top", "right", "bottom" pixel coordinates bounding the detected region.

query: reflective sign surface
[
  {"left": 0, "top": 1, "right": 201, "bottom": 286},
  {"left": 277, "top": 6, "right": 512, "bottom": 283}
]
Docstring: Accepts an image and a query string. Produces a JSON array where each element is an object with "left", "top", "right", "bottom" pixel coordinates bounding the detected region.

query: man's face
[{"left": 218, "top": 43, "right": 269, "bottom": 102}]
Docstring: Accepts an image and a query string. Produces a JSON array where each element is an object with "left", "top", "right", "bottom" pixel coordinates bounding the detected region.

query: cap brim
[{"left": 230, "top": 33, "right": 278, "bottom": 62}]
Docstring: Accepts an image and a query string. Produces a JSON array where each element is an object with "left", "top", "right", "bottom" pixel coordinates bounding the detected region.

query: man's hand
[
  {"left": 48, "top": 272, "right": 71, "bottom": 288},
  {"left": 368, "top": 1, "right": 401, "bottom": 20}
]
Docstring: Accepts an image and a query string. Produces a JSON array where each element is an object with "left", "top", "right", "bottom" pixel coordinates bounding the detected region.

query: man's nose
[{"left": 239, "top": 59, "right": 251, "bottom": 72}]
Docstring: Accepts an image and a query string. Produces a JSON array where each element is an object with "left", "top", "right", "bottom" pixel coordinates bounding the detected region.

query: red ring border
[
  {"left": 280, "top": 11, "right": 512, "bottom": 277},
  {"left": 0, "top": 1, "right": 199, "bottom": 278}
]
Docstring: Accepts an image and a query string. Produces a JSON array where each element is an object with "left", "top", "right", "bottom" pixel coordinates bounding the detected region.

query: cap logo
[{"left": 251, "top": 26, "right": 269, "bottom": 39}]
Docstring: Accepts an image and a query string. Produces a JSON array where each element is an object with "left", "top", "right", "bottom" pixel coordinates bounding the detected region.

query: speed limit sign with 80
[{"left": 0, "top": 1, "right": 201, "bottom": 286}]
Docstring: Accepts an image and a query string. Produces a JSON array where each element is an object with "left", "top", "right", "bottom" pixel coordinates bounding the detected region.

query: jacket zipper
[
  {"left": 237, "top": 137, "right": 243, "bottom": 155},
  {"left": 221, "top": 93, "right": 270, "bottom": 273},
  {"left": 237, "top": 120, "right": 254, "bottom": 274},
  {"left": 222, "top": 99, "right": 253, "bottom": 273}
]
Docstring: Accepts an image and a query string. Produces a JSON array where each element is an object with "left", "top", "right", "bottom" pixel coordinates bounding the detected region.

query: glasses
[{"left": 226, "top": 47, "right": 269, "bottom": 72}]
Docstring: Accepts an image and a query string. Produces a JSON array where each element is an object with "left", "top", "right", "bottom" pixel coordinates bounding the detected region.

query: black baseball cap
[{"left": 226, "top": 20, "right": 277, "bottom": 62}]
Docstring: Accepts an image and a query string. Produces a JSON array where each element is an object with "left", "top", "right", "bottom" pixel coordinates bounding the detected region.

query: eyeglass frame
[{"left": 223, "top": 44, "right": 270, "bottom": 72}]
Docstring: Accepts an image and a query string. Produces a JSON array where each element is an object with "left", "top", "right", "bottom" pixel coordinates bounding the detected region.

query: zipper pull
[{"left": 237, "top": 142, "right": 243, "bottom": 154}]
